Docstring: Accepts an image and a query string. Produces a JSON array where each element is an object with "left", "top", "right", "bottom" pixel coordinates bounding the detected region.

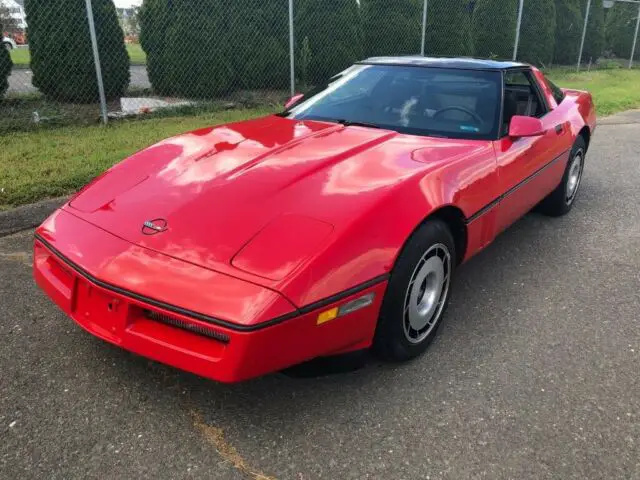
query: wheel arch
[
  {"left": 578, "top": 126, "right": 590, "bottom": 152},
  {"left": 372, "top": 203, "right": 466, "bottom": 360},
  {"left": 398, "top": 205, "right": 468, "bottom": 267}
]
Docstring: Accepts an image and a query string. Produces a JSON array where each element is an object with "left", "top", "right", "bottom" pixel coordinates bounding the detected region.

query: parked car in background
[
  {"left": 34, "top": 57, "right": 596, "bottom": 383},
  {"left": 2, "top": 35, "right": 16, "bottom": 50}
]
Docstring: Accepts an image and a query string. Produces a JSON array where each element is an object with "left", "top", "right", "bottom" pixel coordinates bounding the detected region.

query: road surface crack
[
  {"left": 0, "top": 251, "right": 32, "bottom": 267},
  {"left": 190, "top": 409, "right": 277, "bottom": 480}
]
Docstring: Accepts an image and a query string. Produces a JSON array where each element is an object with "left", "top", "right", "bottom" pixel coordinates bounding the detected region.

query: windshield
[{"left": 283, "top": 64, "right": 502, "bottom": 140}]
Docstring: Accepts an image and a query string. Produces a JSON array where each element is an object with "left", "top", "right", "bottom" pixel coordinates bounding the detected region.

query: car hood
[{"left": 67, "top": 115, "right": 480, "bottom": 285}]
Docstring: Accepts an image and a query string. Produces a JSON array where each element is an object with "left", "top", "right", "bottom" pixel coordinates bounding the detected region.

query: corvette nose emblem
[{"left": 142, "top": 218, "right": 168, "bottom": 235}]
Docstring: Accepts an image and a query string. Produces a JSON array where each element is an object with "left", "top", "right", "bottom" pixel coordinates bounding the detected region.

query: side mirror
[
  {"left": 508, "top": 115, "right": 547, "bottom": 137},
  {"left": 284, "top": 93, "right": 304, "bottom": 110}
]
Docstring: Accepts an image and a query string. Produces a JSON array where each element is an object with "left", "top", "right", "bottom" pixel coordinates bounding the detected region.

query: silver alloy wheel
[
  {"left": 566, "top": 149, "right": 584, "bottom": 205},
  {"left": 403, "top": 243, "right": 451, "bottom": 344}
]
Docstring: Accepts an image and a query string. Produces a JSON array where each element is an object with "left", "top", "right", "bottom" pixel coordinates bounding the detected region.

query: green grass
[
  {"left": 0, "top": 107, "right": 271, "bottom": 210},
  {"left": 9, "top": 43, "right": 147, "bottom": 66},
  {"left": 546, "top": 68, "right": 640, "bottom": 116},
  {"left": 2, "top": 68, "right": 640, "bottom": 210},
  {"left": 126, "top": 43, "right": 147, "bottom": 65},
  {"left": 9, "top": 47, "right": 30, "bottom": 67}
]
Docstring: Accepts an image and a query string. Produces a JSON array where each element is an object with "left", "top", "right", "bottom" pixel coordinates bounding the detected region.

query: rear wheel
[
  {"left": 373, "top": 219, "right": 456, "bottom": 361},
  {"left": 3, "top": 42, "right": 12, "bottom": 51},
  {"left": 538, "top": 136, "right": 586, "bottom": 217}
]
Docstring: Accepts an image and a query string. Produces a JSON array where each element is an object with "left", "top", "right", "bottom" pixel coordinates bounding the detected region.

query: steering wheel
[{"left": 432, "top": 106, "right": 483, "bottom": 125}]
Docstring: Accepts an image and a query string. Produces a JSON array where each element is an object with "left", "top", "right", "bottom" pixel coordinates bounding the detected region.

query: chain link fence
[{"left": 1, "top": 0, "right": 640, "bottom": 133}]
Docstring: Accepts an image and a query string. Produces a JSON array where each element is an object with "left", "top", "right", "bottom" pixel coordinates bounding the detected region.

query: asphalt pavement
[{"left": 1, "top": 112, "right": 639, "bottom": 479}]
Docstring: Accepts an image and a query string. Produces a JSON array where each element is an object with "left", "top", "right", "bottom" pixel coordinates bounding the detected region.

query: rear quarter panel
[
  {"left": 533, "top": 67, "right": 596, "bottom": 138},
  {"left": 564, "top": 89, "right": 597, "bottom": 136}
]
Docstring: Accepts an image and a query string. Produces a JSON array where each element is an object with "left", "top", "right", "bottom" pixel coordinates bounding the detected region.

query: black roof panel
[{"left": 360, "top": 56, "right": 529, "bottom": 70}]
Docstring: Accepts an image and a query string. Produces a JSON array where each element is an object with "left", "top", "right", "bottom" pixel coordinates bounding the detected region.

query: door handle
[{"left": 554, "top": 124, "right": 564, "bottom": 134}]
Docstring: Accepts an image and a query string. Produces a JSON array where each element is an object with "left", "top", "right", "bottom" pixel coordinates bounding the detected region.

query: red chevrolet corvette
[{"left": 34, "top": 57, "right": 596, "bottom": 382}]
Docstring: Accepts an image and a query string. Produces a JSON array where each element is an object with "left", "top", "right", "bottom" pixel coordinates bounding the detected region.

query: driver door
[{"left": 494, "top": 69, "right": 570, "bottom": 233}]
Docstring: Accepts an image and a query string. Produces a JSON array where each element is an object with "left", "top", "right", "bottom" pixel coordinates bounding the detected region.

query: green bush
[
  {"left": 518, "top": 0, "right": 556, "bottom": 66},
  {"left": 605, "top": 2, "right": 640, "bottom": 60},
  {"left": 24, "top": 0, "right": 129, "bottom": 103},
  {"left": 139, "top": 0, "right": 173, "bottom": 95},
  {"left": 424, "top": 0, "right": 473, "bottom": 56},
  {"left": 299, "top": 36, "right": 312, "bottom": 88},
  {"left": 0, "top": 40, "right": 11, "bottom": 99},
  {"left": 229, "top": 1, "right": 289, "bottom": 90},
  {"left": 163, "top": 0, "right": 233, "bottom": 98},
  {"left": 362, "top": 0, "right": 422, "bottom": 57},
  {"left": 296, "top": 0, "right": 363, "bottom": 85},
  {"left": 140, "top": 0, "right": 289, "bottom": 97},
  {"left": 472, "top": 0, "right": 517, "bottom": 59},
  {"left": 581, "top": 0, "right": 605, "bottom": 62},
  {"left": 553, "top": 0, "right": 583, "bottom": 64}
]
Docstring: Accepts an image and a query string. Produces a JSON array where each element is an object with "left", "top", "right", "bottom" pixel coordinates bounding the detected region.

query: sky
[{"left": 114, "top": 0, "right": 142, "bottom": 7}]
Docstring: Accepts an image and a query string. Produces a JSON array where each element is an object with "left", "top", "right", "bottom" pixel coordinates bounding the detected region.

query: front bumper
[{"left": 33, "top": 236, "right": 386, "bottom": 383}]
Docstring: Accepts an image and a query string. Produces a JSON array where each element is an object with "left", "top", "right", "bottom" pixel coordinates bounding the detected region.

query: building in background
[
  {"left": 1, "top": 0, "right": 26, "bottom": 30},
  {"left": 1, "top": 0, "right": 26, "bottom": 44}
]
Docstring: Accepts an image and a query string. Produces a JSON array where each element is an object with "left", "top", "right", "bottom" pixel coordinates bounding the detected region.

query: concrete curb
[
  {"left": 0, "top": 197, "right": 69, "bottom": 237},
  {"left": 598, "top": 109, "right": 640, "bottom": 125}
]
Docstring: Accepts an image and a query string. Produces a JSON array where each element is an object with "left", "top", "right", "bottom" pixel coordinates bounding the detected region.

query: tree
[
  {"left": 518, "top": 0, "right": 556, "bottom": 66},
  {"left": 605, "top": 1, "right": 640, "bottom": 60},
  {"left": 473, "top": 0, "right": 517, "bottom": 59},
  {"left": 24, "top": 0, "right": 129, "bottom": 103},
  {"left": 296, "top": 0, "right": 363, "bottom": 85},
  {"left": 227, "top": 0, "right": 289, "bottom": 90},
  {"left": 1, "top": 10, "right": 15, "bottom": 99},
  {"left": 553, "top": 0, "right": 583, "bottom": 64},
  {"left": 139, "top": 0, "right": 176, "bottom": 96},
  {"left": 162, "top": 0, "right": 233, "bottom": 98},
  {"left": 140, "top": 0, "right": 289, "bottom": 97},
  {"left": 139, "top": 0, "right": 175, "bottom": 95},
  {"left": 0, "top": 31, "right": 11, "bottom": 99},
  {"left": 361, "top": 0, "right": 422, "bottom": 57},
  {"left": 299, "top": 36, "right": 312, "bottom": 88},
  {"left": 424, "top": 0, "right": 473, "bottom": 56},
  {"left": 580, "top": 0, "right": 605, "bottom": 62}
]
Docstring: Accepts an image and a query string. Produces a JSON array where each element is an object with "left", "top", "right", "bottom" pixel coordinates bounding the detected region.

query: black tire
[
  {"left": 538, "top": 136, "right": 587, "bottom": 217},
  {"left": 3, "top": 42, "right": 12, "bottom": 52},
  {"left": 373, "top": 219, "right": 456, "bottom": 361}
]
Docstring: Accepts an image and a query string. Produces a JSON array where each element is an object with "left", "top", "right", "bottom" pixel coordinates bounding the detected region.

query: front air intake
[{"left": 143, "top": 310, "right": 231, "bottom": 344}]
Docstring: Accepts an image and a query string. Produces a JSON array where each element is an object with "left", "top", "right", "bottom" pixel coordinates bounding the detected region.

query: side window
[
  {"left": 502, "top": 69, "right": 548, "bottom": 135},
  {"left": 546, "top": 78, "right": 566, "bottom": 105},
  {"left": 504, "top": 71, "right": 531, "bottom": 87}
]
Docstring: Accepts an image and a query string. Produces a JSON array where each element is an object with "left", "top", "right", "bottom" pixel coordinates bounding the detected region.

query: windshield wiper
[{"left": 334, "top": 119, "right": 384, "bottom": 130}]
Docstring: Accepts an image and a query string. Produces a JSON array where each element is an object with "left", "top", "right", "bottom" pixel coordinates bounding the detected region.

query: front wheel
[
  {"left": 538, "top": 136, "right": 586, "bottom": 217},
  {"left": 373, "top": 219, "right": 456, "bottom": 361},
  {"left": 3, "top": 42, "right": 13, "bottom": 51}
]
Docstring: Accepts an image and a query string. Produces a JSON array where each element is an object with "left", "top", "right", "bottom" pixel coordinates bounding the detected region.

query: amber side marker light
[{"left": 316, "top": 293, "right": 375, "bottom": 325}]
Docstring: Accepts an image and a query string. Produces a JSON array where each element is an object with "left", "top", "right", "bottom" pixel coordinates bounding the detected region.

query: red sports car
[{"left": 34, "top": 57, "right": 596, "bottom": 382}]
